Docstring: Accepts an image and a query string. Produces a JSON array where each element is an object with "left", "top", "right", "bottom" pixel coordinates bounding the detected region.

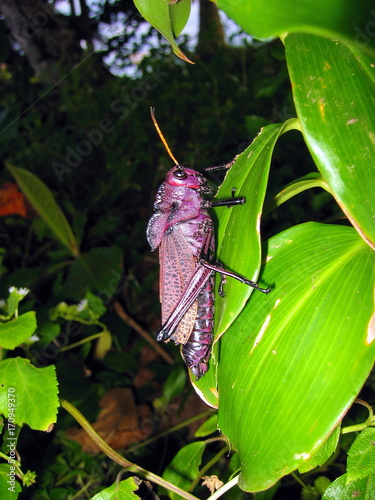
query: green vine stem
[
  {"left": 60, "top": 332, "right": 105, "bottom": 352},
  {"left": 113, "top": 301, "right": 174, "bottom": 364},
  {"left": 341, "top": 398, "right": 375, "bottom": 434},
  {"left": 125, "top": 410, "right": 214, "bottom": 453},
  {"left": 0, "top": 451, "right": 23, "bottom": 477},
  {"left": 291, "top": 471, "right": 307, "bottom": 488},
  {"left": 60, "top": 398, "right": 200, "bottom": 500},
  {"left": 189, "top": 441, "right": 228, "bottom": 492}
]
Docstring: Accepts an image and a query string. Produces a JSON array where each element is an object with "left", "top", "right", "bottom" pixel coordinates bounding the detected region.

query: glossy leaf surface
[
  {"left": 298, "top": 425, "right": 341, "bottom": 474},
  {"left": 192, "top": 120, "right": 300, "bottom": 406},
  {"left": 217, "top": 0, "right": 375, "bottom": 55},
  {"left": 213, "top": 119, "right": 299, "bottom": 337},
  {"left": 217, "top": 223, "right": 375, "bottom": 492},
  {"left": 286, "top": 34, "right": 375, "bottom": 249}
]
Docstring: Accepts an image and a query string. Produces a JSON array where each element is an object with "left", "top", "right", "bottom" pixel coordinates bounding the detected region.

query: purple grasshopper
[{"left": 147, "top": 109, "right": 270, "bottom": 380}]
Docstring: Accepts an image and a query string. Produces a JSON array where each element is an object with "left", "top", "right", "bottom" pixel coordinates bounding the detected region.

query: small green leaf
[
  {"left": 347, "top": 428, "right": 375, "bottom": 482},
  {"left": 0, "top": 358, "right": 59, "bottom": 431},
  {"left": 6, "top": 164, "right": 79, "bottom": 256},
  {"left": 50, "top": 293, "right": 106, "bottom": 323},
  {"left": 6, "top": 286, "right": 29, "bottom": 318},
  {"left": 322, "top": 473, "right": 375, "bottom": 499},
  {"left": 195, "top": 413, "right": 218, "bottom": 437},
  {"left": 134, "top": 0, "right": 192, "bottom": 63},
  {"left": 89, "top": 477, "right": 141, "bottom": 500},
  {"left": 265, "top": 173, "right": 329, "bottom": 214},
  {"left": 86, "top": 292, "right": 107, "bottom": 318},
  {"left": 162, "top": 366, "right": 187, "bottom": 404},
  {"left": 162, "top": 441, "right": 206, "bottom": 499},
  {"left": 0, "top": 312, "right": 36, "bottom": 349}
]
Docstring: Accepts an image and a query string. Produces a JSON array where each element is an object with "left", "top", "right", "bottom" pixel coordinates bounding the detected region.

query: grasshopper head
[{"left": 166, "top": 165, "right": 213, "bottom": 194}]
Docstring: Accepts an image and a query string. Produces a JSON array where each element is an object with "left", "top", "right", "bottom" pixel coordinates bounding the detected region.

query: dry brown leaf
[
  {"left": 201, "top": 475, "right": 223, "bottom": 494},
  {"left": 66, "top": 387, "right": 152, "bottom": 453}
]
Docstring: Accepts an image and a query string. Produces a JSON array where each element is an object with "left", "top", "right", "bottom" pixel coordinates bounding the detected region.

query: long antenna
[{"left": 150, "top": 107, "right": 179, "bottom": 165}]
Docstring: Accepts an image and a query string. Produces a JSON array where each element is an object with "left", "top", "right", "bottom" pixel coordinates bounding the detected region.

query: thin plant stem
[
  {"left": 60, "top": 398, "right": 200, "bottom": 500},
  {"left": 60, "top": 332, "right": 104, "bottom": 351},
  {"left": 291, "top": 471, "right": 306, "bottom": 488},
  {"left": 113, "top": 301, "right": 174, "bottom": 364},
  {"left": 189, "top": 443, "right": 229, "bottom": 492},
  {"left": 125, "top": 410, "right": 214, "bottom": 453},
  {"left": 208, "top": 474, "right": 239, "bottom": 500},
  {"left": 342, "top": 398, "right": 375, "bottom": 434}
]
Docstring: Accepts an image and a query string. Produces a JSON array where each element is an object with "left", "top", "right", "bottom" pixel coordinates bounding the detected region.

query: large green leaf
[
  {"left": 217, "top": 223, "right": 375, "bottom": 492},
  {"left": 6, "top": 164, "right": 79, "bottom": 257},
  {"left": 286, "top": 34, "right": 375, "bottom": 249},
  {"left": 217, "top": 0, "right": 375, "bottom": 55},
  {"left": 192, "top": 120, "right": 299, "bottom": 406},
  {"left": 212, "top": 119, "right": 299, "bottom": 337}
]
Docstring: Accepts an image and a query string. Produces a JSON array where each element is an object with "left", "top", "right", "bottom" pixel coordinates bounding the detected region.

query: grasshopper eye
[{"left": 173, "top": 169, "right": 187, "bottom": 180}]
